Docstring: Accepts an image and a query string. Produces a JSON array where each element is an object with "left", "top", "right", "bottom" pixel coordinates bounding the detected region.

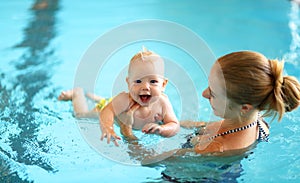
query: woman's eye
[
  {"left": 135, "top": 80, "right": 142, "bottom": 83},
  {"left": 150, "top": 80, "right": 158, "bottom": 84},
  {"left": 210, "top": 92, "right": 216, "bottom": 98}
]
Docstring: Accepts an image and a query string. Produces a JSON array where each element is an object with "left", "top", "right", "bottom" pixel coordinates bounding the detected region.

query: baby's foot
[{"left": 58, "top": 90, "right": 73, "bottom": 101}]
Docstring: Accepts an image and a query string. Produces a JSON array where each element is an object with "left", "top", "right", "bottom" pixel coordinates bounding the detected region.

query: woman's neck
[{"left": 222, "top": 110, "right": 259, "bottom": 129}]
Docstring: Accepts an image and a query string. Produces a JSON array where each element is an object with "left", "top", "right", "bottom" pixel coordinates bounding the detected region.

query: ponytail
[
  {"left": 262, "top": 60, "right": 300, "bottom": 121},
  {"left": 218, "top": 51, "right": 300, "bottom": 122},
  {"left": 282, "top": 76, "right": 300, "bottom": 112}
]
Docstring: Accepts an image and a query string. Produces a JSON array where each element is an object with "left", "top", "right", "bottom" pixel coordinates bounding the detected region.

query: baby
[{"left": 58, "top": 48, "right": 180, "bottom": 146}]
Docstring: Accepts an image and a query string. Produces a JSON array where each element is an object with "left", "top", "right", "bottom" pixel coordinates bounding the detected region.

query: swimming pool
[{"left": 1, "top": 0, "right": 300, "bottom": 182}]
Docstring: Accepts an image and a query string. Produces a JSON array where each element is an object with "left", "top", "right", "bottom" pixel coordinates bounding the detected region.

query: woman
[{"left": 142, "top": 51, "right": 300, "bottom": 164}]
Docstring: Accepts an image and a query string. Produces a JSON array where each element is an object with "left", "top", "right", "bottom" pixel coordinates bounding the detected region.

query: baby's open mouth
[{"left": 139, "top": 95, "right": 151, "bottom": 103}]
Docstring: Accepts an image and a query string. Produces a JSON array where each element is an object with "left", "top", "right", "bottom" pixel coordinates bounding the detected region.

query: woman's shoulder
[{"left": 194, "top": 139, "right": 224, "bottom": 154}]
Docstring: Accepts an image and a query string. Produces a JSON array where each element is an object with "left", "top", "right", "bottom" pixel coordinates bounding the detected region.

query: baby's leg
[
  {"left": 58, "top": 88, "right": 98, "bottom": 118},
  {"left": 86, "top": 92, "right": 103, "bottom": 102}
]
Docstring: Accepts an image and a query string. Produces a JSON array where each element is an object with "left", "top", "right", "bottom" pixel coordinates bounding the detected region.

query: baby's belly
[{"left": 132, "top": 116, "right": 157, "bottom": 129}]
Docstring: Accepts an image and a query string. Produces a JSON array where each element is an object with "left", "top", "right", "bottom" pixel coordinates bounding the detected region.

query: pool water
[{"left": 1, "top": 0, "right": 300, "bottom": 182}]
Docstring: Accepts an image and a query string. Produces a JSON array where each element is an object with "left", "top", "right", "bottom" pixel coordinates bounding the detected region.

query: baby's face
[{"left": 127, "top": 56, "right": 167, "bottom": 106}]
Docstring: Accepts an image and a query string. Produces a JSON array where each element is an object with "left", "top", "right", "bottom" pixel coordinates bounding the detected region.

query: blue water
[{"left": 1, "top": 0, "right": 300, "bottom": 182}]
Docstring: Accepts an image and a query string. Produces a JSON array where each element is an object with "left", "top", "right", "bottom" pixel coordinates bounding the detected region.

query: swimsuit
[
  {"left": 181, "top": 117, "right": 269, "bottom": 149},
  {"left": 95, "top": 97, "right": 113, "bottom": 110}
]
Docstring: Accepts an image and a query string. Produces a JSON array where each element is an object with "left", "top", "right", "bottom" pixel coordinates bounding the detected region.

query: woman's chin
[{"left": 213, "top": 110, "right": 224, "bottom": 118}]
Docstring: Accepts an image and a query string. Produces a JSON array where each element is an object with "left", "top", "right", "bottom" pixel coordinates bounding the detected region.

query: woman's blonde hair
[{"left": 218, "top": 51, "right": 300, "bottom": 121}]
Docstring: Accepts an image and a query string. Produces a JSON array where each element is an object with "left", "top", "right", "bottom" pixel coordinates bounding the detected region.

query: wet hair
[
  {"left": 130, "top": 49, "right": 155, "bottom": 62},
  {"left": 217, "top": 51, "right": 300, "bottom": 121},
  {"left": 128, "top": 48, "right": 164, "bottom": 77}
]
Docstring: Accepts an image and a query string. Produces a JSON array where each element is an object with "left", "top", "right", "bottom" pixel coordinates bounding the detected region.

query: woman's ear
[{"left": 241, "top": 104, "right": 254, "bottom": 114}]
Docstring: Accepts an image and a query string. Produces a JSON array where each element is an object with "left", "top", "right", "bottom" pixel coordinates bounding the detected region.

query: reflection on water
[
  {"left": 0, "top": 0, "right": 59, "bottom": 182},
  {"left": 160, "top": 154, "right": 247, "bottom": 183},
  {"left": 0, "top": 0, "right": 299, "bottom": 182}
]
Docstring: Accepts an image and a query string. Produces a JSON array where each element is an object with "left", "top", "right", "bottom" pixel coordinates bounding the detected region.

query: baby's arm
[
  {"left": 99, "top": 92, "right": 130, "bottom": 146},
  {"left": 159, "top": 103, "right": 180, "bottom": 137},
  {"left": 100, "top": 102, "right": 121, "bottom": 146},
  {"left": 115, "top": 102, "right": 140, "bottom": 141},
  {"left": 142, "top": 96, "right": 179, "bottom": 137}
]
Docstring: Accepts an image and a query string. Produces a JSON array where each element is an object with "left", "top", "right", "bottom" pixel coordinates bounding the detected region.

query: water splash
[
  {"left": 283, "top": 2, "right": 300, "bottom": 68},
  {"left": 0, "top": 0, "right": 60, "bottom": 182}
]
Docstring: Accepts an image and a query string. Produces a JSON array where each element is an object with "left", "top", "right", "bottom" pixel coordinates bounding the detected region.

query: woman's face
[{"left": 202, "top": 63, "right": 239, "bottom": 119}]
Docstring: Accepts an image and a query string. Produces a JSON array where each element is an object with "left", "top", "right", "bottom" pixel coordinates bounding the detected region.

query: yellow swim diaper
[{"left": 96, "top": 97, "right": 113, "bottom": 110}]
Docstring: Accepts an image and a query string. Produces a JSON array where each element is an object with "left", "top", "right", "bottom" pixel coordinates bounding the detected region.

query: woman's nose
[{"left": 202, "top": 87, "right": 210, "bottom": 99}]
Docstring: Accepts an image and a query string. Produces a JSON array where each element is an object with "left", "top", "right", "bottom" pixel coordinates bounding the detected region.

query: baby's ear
[
  {"left": 162, "top": 79, "right": 168, "bottom": 91},
  {"left": 126, "top": 77, "right": 129, "bottom": 84},
  {"left": 126, "top": 77, "right": 130, "bottom": 89}
]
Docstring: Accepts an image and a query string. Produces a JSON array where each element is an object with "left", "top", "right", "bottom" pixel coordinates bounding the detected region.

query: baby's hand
[
  {"left": 142, "top": 123, "right": 163, "bottom": 135},
  {"left": 141, "top": 114, "right": 163, "bottom": 134},
  {"left": 100, "top": 126, "right": 121, "bottom": 146}
]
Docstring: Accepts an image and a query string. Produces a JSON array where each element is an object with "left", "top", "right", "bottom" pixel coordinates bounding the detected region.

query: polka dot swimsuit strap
[
  {"left": 208, "top": 121, "right": 258, "bottom": 141},
  {"left": 257, "top": 119, "right": 269, "bottom": 142}
]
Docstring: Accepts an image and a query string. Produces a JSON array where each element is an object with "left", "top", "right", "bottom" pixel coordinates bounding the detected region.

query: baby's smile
[{"left": 139, "top": 94, "right": 151, "bottom": 103}]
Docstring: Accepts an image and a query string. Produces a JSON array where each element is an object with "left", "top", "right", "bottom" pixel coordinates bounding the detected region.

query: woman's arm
[{"left": 180, "top": 120, "right": 206, "bottom": 128}]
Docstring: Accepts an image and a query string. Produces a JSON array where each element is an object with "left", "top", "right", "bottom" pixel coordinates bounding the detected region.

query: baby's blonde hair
[
  {"left": 128, "top": 47, "right": 164, "bottom": 77},
  {"left": 130, "top": 46, "right": 159, "bottom": 62}
]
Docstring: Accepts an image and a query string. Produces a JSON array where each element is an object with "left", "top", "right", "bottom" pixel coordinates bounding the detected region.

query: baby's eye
[
  {"left": 150, "top": 80, "right": 158, "bottom": 84},
  {"left": 135, "top": 80, "right": 142, "bottom": 83}
]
